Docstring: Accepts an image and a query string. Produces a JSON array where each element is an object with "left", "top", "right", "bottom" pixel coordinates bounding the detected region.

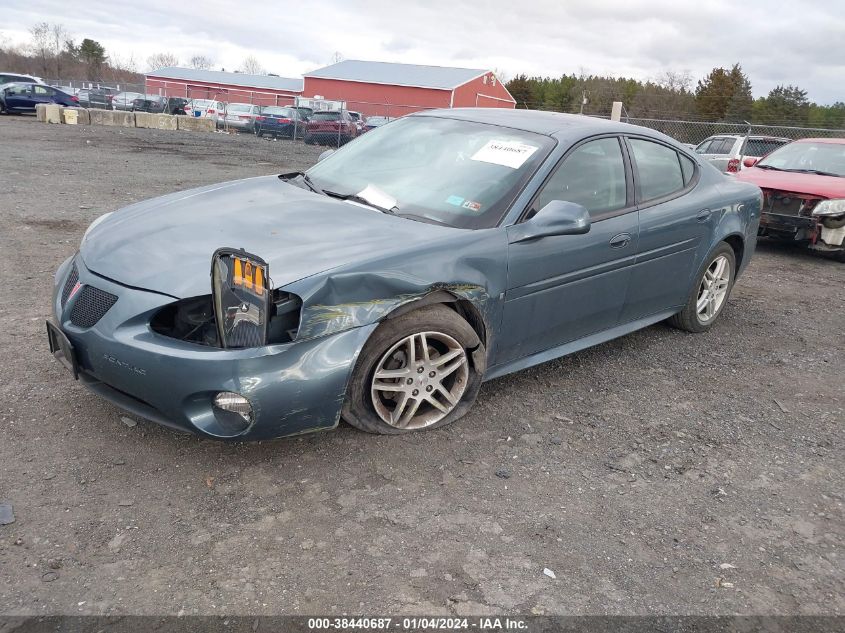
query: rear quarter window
[{"left": 629, "top": 138, "right": 685, "bottom": 202}]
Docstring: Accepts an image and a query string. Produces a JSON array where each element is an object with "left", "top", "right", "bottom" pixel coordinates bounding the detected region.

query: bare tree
[
  {"left": 239, "top": 55, "right": 264, "bottom": 75},
  {"left": 655, "top": 70, "right": 693, "bottom": 93},
  {"left": 491, "top": 67, "right": 509, "bottom": 85},
  {"left": 29, "top": 22, "right": 51, "bottom": 76},
  {"left": 147, "top": 52, "right": 179, "bottom": 71},
  {"left": 190, "top": 55, "right": 213, "bottom": 70},
  {"left": 50, "top": 23, "right": 68, "bottom": 78}
]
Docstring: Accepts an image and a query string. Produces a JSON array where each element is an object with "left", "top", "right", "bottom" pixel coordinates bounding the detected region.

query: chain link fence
[
  {"left": 616, "top": 117, "right": 845, "bottom": 146},
  {"left": 44, "top": 78, "right": 845, "bottom": 152}
]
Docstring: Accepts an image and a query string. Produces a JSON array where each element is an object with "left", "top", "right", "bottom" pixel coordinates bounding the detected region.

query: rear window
[
  {"left": 312, "top": 112, "right": 341, "bottom": 121},
  {"left": 629, "top": 138, "right": 685, "bottom": 202},
  {"left": 227, "top": 104, "right": 253, "bottom": 113},
  {"left": 743, "top": 139, "right": 788, "bottom": 157},
  {"left": 0, "top": 74, "right": 34, "bottom": 83},
  {"left": 262, "top": 107, "right": 292, "bottom": 116}
]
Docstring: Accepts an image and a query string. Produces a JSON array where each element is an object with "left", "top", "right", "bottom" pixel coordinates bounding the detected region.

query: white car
[
  {"left": 111, "top": 91, "right": 144, "bottom": 111},
  {"left": 219, "top": 103, "right": 261, "bottom": 131},
  {"left": 694, "top": 135, "right": 791, "bottom": 173},
  {"left": 186, "top": 99, "right": 225, "bottom": 122}
]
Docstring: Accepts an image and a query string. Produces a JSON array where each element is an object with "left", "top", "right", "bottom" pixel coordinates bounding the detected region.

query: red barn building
[
  {"left": 302, "top": 60, "right": 515, "bottom": 117},
  {"left": 145, "top": 67, "right": 303, "bottom": 106}
]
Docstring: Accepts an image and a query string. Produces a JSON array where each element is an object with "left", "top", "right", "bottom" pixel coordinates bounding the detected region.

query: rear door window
[{"left": 629, "top": 138, "right": 685, "bottom": 202}]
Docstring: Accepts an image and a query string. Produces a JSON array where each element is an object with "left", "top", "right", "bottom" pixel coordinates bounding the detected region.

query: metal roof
[
  {"left": 145, "top": 67, "right": 303, "bottom": 93},
  {"left": 304, "top": 60, "right": 489, "bottom": 91}
]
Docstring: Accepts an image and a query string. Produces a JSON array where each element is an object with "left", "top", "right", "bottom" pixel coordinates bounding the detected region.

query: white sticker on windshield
[{"left": 471, "top": 139, "right": 539, "bottom": 169}]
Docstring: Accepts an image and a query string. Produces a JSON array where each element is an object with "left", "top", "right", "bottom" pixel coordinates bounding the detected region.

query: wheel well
[
  {"left": 384, "top": 291, "right": 487, "bottom": 348},
  {"left": 723, "top": 235, "right": 745, "bottom": 270}
]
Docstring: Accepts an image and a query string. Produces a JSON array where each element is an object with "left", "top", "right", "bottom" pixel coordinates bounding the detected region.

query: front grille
[
  {"left": 69, "top": 286, "right": 118, "bottom": 328},
  {"left": 763, "top": 191, "right": 819, "bottom": 217},
  {"left": 60, "top": 263, "right": 79, "bottom": 307}
]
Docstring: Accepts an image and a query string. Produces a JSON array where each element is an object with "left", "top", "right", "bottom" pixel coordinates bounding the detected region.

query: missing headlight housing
[{"left": 211, "top": 248, "right": 271, "bottom": 349}]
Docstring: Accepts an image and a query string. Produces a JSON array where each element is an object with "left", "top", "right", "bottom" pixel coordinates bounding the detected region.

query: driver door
[{"left": 496, "top": 136, "right": 639, "bottom": 365}]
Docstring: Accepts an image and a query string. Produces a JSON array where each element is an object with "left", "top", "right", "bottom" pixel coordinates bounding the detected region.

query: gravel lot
[{"left": 0, "top": 115, "right": 842, "bottom": 617}]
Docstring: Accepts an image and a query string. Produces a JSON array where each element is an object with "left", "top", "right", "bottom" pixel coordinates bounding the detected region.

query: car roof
[{"left": 411, "top": 108, "right": 684, "bottom": 143}]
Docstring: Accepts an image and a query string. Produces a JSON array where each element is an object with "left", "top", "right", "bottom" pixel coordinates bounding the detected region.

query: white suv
[{"left": 695, "top": 135, "right": 790, "bottom": 173}]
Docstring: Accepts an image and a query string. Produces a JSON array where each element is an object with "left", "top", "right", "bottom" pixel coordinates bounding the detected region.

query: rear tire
[
  {"left": 342, "top": 305, "right": 485, "bottom": 435},
  {"left": 304, "top": 134, "right": 314, "bottom": 145},
  {"left": 668, "top": 242, "right": 736, "bottom": 333}
]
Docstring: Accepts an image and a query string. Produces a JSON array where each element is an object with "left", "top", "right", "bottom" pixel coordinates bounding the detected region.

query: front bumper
[
  {"left": 51, "top": 256, "right": 376, "bottom": 440},
  {"left": 759, "top": 212, "right": 845, "bottom": 252}
]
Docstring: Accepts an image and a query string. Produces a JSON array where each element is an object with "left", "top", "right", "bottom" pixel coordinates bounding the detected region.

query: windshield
[
  {"left": 306, "top": 115, "right": 555, "bottom": 229},
  {"left": 757, "top": 141, "right": 845, "bottom": 176}
]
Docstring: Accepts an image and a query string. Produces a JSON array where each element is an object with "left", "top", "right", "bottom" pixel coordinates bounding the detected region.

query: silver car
[
  {"left": 112, "top": 92, "right": 143, "bottom": 111},
  {"left": 220, "top": 103, "right": 261, "bottom": 131},
  {"left": 695, "top": 134, "right": 790, "bottom": 173}
]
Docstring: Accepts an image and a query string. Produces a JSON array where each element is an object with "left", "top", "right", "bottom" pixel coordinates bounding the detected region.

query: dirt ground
[{"left": 0, "top": 115, "right": 842, "bottom": 617}]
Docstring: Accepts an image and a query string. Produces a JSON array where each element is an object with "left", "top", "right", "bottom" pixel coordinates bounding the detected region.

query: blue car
[
  {"left": 254, "top": 106, "right": 307, "bottom": 138},
  {"left": 48, "top": 109, "right": 762, "bottom": 440},
  {"left": 1, "top": 82, "right": 77, "bottom": 113}
]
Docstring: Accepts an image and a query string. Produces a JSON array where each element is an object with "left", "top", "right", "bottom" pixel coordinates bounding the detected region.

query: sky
[{"left": 1, "top": 0, "right": 844, "bottom": 104}]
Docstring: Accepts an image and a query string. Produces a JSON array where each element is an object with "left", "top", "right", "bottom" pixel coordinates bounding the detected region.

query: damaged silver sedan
[{"left": 48, "top": 108, "right": 762, "bottom": 439}]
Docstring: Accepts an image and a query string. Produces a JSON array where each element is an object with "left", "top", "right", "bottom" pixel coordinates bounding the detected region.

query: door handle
[
  {"left": 696, "top": 208, "right": 713, "bottom": 222},
  {"left": 609, "top": 233, "right": 632, "bottom": 248}
]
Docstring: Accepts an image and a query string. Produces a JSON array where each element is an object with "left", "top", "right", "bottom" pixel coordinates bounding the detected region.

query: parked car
[
  {"left": 304, "top": 110, "right": 358, "bottom": 145},
  {"left": 111, "top": 91, "right": 144, "bottom": 111},
  {"left": 292, "top": 106, "right": 313, "bottom": 120},
  {"left": 220, "top": 103, "right": 261, "bottom": 131},
  {"left": 0, "top": 72, "right": 41, "bottom": 85},
  {"left": 695, "top": 134, "right": 790, "bottom": 173},
  {"left": 0, "top": 82, "right": 77, "bottom": 113},
  {"left": 48, "top": 109, "right": 761, "bottom": 441},
  {"left": 185, "top": 99, "right": 224, "bottom": 122},
  {"left": 363, "top": 115, "right": 393, "bottom": 132},
  {"left": 254, "top": 106, "right": 306, "bottom": 138},
  {"left": 734, "top": 138, "right": 845, "bottom": 260},
  {"left": 77, "top": 87, "right": 117, "bottom": 109},
  {"left": 131, "top": 95, "right": 188, "bottom": 115},
  {"left": 348, "top": 110, "right": 364, "bottom": 134}
]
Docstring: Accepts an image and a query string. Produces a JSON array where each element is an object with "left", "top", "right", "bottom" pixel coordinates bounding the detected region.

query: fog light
[{"left": 213, "top": 392, "right": 253, "bottom": 423}]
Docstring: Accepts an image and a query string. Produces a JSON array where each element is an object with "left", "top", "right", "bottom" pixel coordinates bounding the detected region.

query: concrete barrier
[
  {"left": 136, "top": 112, "right": 178, "bottom": 130},
  {"left": 36, "top": 103, "right": 47, "bottom": 122},
  {"left": 177, "top": 116, "right": 215, "bottom": 132},
  {"left": 73, "top": 108, "right": 91, "bottom": 125},
  {"left": 88, "top": 109, "right": 135, "bottom": 127},
  {"left": 45, "top": 104, "right": 63, "bottom": 124}
]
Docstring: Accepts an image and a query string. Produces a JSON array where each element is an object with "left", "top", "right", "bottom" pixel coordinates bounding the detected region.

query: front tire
[
  {"left": 342, "top": 305, "right": 485, "bottom": 434},
  {"left": 668, "top": 242, "right": 736, "bottom": 333}
]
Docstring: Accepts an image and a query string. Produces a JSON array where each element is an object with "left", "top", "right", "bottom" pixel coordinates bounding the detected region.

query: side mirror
[
  {"left": 509, "top": 200, "right": 591, "bottom": 243},
  {"left": 743, "top": 156, "right": 758, "bottom": 168},
  {"left": 317, "top": 149, "right": 335, "bottom": 163}
]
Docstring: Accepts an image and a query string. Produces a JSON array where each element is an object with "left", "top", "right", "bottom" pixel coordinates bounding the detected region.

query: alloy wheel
[
  {"left": 370, "top": 331, "right": 469, "bottom": 430},
  {"left": 696, "top": 255, "right": 731, "bottom": 323}
]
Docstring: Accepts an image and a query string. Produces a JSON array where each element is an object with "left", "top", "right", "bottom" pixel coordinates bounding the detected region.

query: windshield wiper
[
  {"left": 322, "top": 189, "right": 398, "bottom": 214},
  {"left": 755, "top": 164, "right": 783, "bottom": 171},
  {"left": 784, "top": 168, "right": 842, "bottom": 177},
  {"left": 278, "top": 171, "right": 324, "bottom": 195}
]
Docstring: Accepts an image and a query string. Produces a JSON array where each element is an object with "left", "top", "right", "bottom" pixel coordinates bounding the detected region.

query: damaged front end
[{"left": 758, "top": 191, "right": 845, "bottom": 255}]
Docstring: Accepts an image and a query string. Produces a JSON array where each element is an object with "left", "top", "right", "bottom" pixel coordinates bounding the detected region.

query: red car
[
  {"left": 735, "top": 138, "right": 845, "bottom": 261},
  {"left": 303, "top": 110, "right": 358, "bottom": 146}
]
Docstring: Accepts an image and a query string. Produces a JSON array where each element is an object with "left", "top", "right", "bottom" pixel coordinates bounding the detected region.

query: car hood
[
  {"left": 81, "top": 175, "right": 459, "bottom": 298},
  {"left": 735, "top": 168, "right": 845, "bottom": 198}
]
